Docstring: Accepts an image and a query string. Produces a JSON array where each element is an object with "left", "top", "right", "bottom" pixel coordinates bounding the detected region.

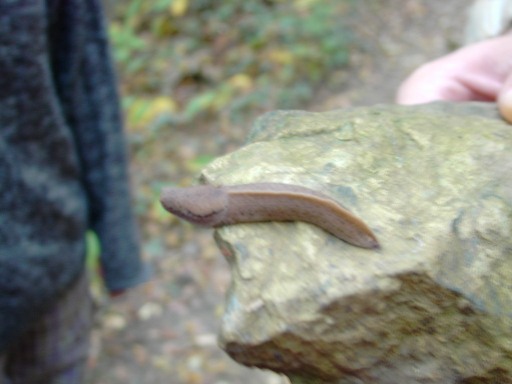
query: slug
[{"left": 160, "top": 182, "right": 379, "bottom": 249}]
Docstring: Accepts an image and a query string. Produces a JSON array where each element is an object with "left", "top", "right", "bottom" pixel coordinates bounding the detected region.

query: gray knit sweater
[{"left": 0, "top": 0, "right": 150, "bottom": 351}]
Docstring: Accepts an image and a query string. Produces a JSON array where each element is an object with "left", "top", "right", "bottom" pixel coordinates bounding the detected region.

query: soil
[{"left": 86, "top": 1, "right": 472, "bottom": 383}]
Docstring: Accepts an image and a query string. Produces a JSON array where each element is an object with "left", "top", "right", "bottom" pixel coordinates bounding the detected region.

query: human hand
[{"left": 396, "top": 34, "right": 512, "bottom": 123}]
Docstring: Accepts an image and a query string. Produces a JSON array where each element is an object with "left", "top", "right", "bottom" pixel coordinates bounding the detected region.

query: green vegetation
[
  {"left": 109, "top": 0, "right": 354, "bottom": 131},
  {"left": 106, "top": 0, "right": 355, "bottom": 252},
  {"left": 85, "top": 230, "right": 105, "bottom": 295}
]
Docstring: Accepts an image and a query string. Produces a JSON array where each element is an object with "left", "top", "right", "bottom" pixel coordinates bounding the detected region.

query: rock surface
[{"left": 200, "top": 102, "right": 512, "bottom": 383}]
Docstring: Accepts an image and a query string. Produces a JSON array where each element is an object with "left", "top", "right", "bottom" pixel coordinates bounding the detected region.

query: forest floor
[{"left": 87, "top": 1, "right": 470, "bottom": 383}]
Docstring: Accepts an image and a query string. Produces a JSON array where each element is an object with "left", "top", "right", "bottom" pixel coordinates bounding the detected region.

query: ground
[{"left": 86, "top": 1, "right": 471, "bottom": 383}]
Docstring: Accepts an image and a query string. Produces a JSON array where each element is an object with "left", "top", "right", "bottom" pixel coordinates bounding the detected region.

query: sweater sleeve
[{"left": 49, "top": 0, "right": 151, "bottom": 292}]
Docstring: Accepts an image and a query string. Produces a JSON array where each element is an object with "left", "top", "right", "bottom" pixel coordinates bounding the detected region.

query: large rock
[{"left": 198, "top": 102, "right": 512, "bottom": 383}]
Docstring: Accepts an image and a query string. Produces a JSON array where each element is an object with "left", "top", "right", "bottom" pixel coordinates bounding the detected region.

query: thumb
[{"left": 498, "top": 71, "right": 512, "bottom": 123}]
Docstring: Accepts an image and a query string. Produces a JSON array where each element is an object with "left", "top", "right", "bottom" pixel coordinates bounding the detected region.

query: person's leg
[
  {"left": 0, "top": 354, "right": 11, "bottom": 384},
  {"left": 4, "top": 272, "right": 93, "bottom": 384}
]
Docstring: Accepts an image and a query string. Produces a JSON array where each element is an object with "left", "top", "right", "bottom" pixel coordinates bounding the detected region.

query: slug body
[{"left": 160, "top": 183, "right": 379, "bottom": 249}]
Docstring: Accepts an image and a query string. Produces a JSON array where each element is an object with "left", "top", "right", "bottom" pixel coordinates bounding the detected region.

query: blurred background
[{"left": 86, "top": 1, "right": 469, "bottom": 383}]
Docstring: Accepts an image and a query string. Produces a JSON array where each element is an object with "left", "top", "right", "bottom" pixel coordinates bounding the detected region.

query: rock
[{"left": 198, "top": 102, "right": 512, "bottom": 383}]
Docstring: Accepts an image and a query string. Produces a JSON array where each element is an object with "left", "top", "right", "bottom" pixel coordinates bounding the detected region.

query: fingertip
[
  {"left": 498, "top": 69, "right": 512, "bottom": 124},
  {"left": 498, "top": 91, "right": 512, "bottom": 124},
  {"left": 395, "top": 86, "right": 428, "bottom": 105}
]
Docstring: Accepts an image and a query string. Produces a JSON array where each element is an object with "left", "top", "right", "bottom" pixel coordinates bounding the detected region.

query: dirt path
[{"left": 87, "top": 1, "right": 471, "bottom": 383}]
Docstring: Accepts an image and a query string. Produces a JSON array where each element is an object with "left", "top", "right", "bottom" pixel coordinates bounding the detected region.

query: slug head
[{"left": 160, "top": 185, "right": 228, "bottom": 226}]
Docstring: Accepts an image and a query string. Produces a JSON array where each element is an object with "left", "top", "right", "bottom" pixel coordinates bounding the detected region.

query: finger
[
  {"left": 498, "top": 71, "right": 512, "bottom": 123},
  {"left": 395, "top": 59, "right": 475, "bottom": 104},
  {"left": 395, "top": 63, "right": 445, "bottom": 104}
]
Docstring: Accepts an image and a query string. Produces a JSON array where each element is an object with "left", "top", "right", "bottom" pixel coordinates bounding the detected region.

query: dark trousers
[{"left": 0, "top": 273, "right": 92, "bottom": 384}]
